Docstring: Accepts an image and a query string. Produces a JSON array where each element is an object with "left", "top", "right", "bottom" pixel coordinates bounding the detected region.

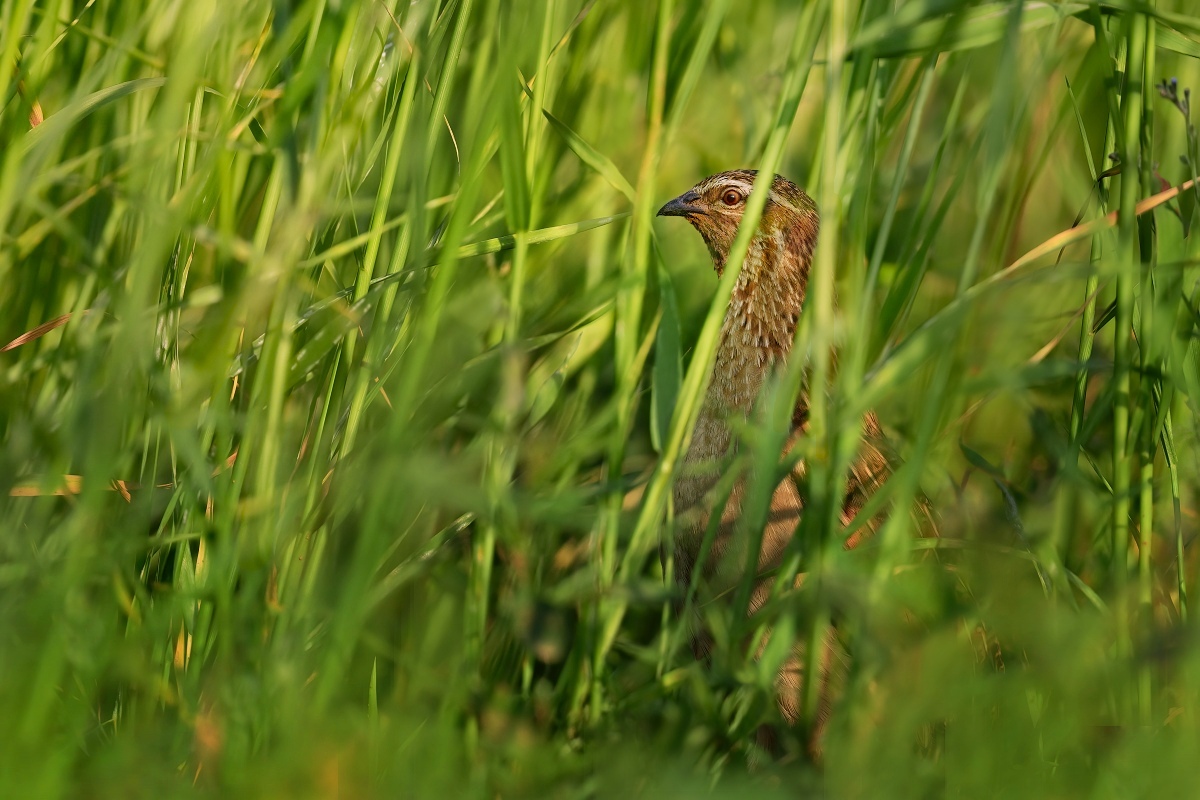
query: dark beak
[{"left": 657, "top": 190, "right": 702, "bottom": 218}]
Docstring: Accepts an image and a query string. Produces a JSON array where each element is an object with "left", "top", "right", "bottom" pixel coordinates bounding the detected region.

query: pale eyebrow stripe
[
  {"left": 709, "top": 179, "right": 754, "bottom": 195},
  {"left": 697, "top": 175, "right": 755, "bottom": 195}
]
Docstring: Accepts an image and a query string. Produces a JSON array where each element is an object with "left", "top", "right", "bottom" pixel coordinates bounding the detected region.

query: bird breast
[{"left": 674, "top": 241, "right": 803, "bottom": 515}]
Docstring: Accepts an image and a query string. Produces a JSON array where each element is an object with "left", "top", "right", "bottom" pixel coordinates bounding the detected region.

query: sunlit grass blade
[{"left": 543, "top": 108, "right": 637, "bottom": 202}]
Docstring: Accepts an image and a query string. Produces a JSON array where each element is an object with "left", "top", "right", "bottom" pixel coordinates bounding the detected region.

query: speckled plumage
[{"left": 658, "top": 170, "right": 893, "bottom": 755}]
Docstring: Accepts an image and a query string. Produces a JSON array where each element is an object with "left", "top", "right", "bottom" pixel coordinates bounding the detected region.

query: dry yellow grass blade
[
  {"left": 1, "top": 313, "right": 75, "bottom": 352},
  {"left": 14, "top": 72, "right": 42, "bottom": 128},
  {"left": 1006, "top": 176, "right": 1199, "bottom": 273},
  {"left": 8, "top": 452, "right": 238, "bottom": 498}
]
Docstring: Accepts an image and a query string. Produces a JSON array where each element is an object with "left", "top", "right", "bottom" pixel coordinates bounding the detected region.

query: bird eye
[{"left": 721, "top": 189, "right": 743, "bottom": 206}]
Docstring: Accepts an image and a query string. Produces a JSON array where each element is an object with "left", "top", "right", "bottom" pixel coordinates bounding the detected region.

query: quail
[{"left": 657, "top": 170, "right": 893, "bottom": 756}]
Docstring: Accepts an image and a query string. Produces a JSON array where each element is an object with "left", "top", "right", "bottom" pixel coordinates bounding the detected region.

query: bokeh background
[{"left": 3, "top": 0, "right": 1200, "bottom": 796}]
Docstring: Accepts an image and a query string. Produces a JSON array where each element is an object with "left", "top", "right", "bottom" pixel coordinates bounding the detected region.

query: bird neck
[
  {"left": 675, "top": 227, "right": 813, "bottom": 513},
  {"left": 714, "top": 230, "right": 811, "bottom": 402}
]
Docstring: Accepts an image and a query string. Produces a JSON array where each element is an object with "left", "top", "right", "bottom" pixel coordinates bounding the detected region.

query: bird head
[{"left": 657, "top": 170, "right": 818, "bottom": 278}]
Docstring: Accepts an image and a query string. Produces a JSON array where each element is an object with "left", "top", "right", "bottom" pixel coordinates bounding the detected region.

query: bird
[{"left": 656, "top": 169, "right": 895, "bottom": 758}]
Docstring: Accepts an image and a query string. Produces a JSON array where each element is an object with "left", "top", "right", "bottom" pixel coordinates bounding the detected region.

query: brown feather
[{"left": 660, "top": 170, "right": 906, "bottom": 757}]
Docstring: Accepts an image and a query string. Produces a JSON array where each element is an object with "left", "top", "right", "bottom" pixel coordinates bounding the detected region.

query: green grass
[{"left": 4, "top": 0, "right": 1200, "bottom": 796}]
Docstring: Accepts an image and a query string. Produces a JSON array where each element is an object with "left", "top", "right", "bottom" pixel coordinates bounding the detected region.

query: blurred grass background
[{"left": 4, "top": 0, "right": 1200, "bottom": 796}]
